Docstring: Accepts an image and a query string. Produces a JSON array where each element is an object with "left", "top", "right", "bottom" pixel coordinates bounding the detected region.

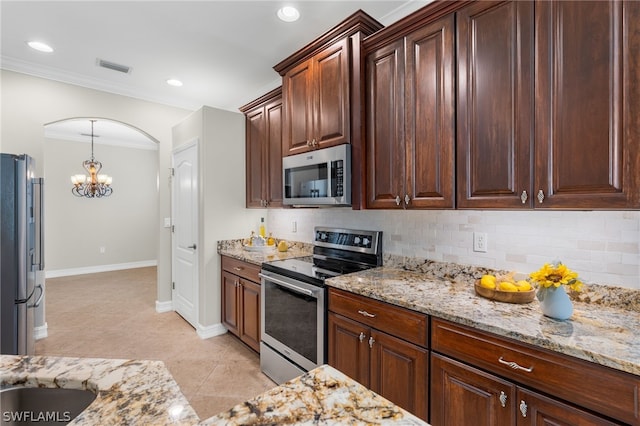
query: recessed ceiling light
[
  {"left": 166, "top": 79, "right": 183, "bottom": 87},
  {"left": 277, "top": 6, "right": 300, "bottom": 22},
  {"left": 27, "top": 41, "right": 54, "bottom": 53}
]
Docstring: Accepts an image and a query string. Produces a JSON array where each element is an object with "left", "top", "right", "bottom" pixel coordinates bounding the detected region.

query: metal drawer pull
[
  {"left": 233, "top": 266, "right": 243, "bottom": 271},
  {"left": 359, "top": 332, "right": 366, "bottom": 343},
  {"left": 498, "top": 357, "right": 534, "bottom": 373},
  {"left": 368, "top": 336, "right": 375, "bottom": 348},
  {"left": 358, "top": 310, "right": 376, "bottom": 318},
  {"left": 519, "top": 400, "right": 528, "bottom": 417},
  {"left": 499, "top": 391, "right": 507, "bottom": 408}
]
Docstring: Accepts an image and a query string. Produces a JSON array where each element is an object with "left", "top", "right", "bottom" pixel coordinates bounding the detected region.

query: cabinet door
[
  {"left": 431, "top": 353, "right": 515, "bottom": 426},
  {"left": 456, "top": 1, "right": 534, "bottom": 208},
  {"left": 239, "top": 278, "right": 260, "bottom": 353},
  {"left": 327, "top": 312, "right": 370, "bottom": 387},
  {"left": 245, "top": 106, "right": 266, "bottom": 208},
  {"left": 365, "top": 39, "right": 405, "bottom": 209},
  {"left": 516, "top": 388, "right": 619, "bottom": 426},
  {"left": 221, "top": 271, "right": 240, "bottom": 335},
  {"left": 405, "top": 14, "right": 455, "bottom": 209},
  {"left": 314, "top": 37, "right": 350, "bottom": 149},
  {"left": 265, "top": 98, "right": 283, "bottom": 207},
  {"left": 370, "top": 329, "right": 429, "bottom": 421},
  {"left": 283, "top": 59, "right": 314, "bottom": 156},
  {"left": 535, "top": 0, "right": 640, "bottom": 209}
]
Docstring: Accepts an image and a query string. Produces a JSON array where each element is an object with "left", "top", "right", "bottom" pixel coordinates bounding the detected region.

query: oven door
[{"left": 259, "top": 271, "right": 325, "bottom": 373}]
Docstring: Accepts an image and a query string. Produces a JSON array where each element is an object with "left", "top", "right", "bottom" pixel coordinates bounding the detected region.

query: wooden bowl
[{"left": 474, "top": 281, "right": 536, "bottom": 304}]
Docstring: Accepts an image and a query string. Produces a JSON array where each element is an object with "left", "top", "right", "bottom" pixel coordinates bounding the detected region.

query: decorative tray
[
  {"left": 474, "top": 281, "right": 536, "bottom": 304},
  {"left": 242, "top": 244, "right": 276, "bottom": 252}
]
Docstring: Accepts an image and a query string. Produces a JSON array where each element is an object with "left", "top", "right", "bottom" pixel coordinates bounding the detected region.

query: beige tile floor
[{"left": 35, "top": 266, "right": 277, "bottom": 421}]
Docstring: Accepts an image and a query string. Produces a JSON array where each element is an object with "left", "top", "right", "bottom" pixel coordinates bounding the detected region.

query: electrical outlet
[
  {"left": 292, "top": 220, "right": 297, "bottom": 233},
  {"left": 99, "top": 246, "right": 106, "bottom": 254},
  {"left": 473, "top": 232, "right": 487, "bottom": 252}
]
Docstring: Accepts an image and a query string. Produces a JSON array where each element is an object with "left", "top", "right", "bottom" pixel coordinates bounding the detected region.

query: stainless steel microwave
[{"left": 283, "top": 144, "right": 351, "bottom": 207}]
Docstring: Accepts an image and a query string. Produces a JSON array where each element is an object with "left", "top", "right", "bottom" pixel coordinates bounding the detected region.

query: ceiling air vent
[{"left": 96, "top": 58, "right": 131, "bottom": 74}]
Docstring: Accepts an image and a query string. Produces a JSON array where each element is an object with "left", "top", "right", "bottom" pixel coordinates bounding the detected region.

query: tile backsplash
[{"left": 265, "top": 209, "right": 640, "bottom": 289}]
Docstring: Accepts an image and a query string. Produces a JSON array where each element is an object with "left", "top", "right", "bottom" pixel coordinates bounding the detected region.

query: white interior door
[{"left": 171, "top": 140, "right": 198, "bottom": 328}]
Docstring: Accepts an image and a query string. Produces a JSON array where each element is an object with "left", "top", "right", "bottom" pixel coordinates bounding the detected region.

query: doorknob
[{"left": 187, "top": 244, "right": 197, "bottom": 249}]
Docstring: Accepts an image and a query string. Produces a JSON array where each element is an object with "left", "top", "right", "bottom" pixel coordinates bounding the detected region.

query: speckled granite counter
[
  {"left": 325, "top": 267, "right": 640, "bottom": 377},
  {"left": 0, "top": 355, "right": 199, "bottom": 425},
  {"left": 203, "top": 364, "right": 427, "bottom": 425},
  {"left": 217, "top": 239, "right": 312, "bottom": 266}
]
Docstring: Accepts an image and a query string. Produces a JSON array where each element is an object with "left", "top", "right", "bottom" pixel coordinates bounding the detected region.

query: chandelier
[{"left": 71, "top": 119, "right": 113, "bottom": 198}]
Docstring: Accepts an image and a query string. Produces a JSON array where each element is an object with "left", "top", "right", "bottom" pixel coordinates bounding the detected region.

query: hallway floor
[{"left": 35, "top": 266, "right": 276, "bottom": 420}]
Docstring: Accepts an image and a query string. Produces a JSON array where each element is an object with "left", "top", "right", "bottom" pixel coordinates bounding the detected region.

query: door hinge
[
  {"left": 172, "top": 281, "right": 175, "bottom": 290},
  {"left": 171, "top": 225, "right": 175, "bottom": 233},
  {"left": 170, "top": 167, "right": 175, "bottom": 176}
]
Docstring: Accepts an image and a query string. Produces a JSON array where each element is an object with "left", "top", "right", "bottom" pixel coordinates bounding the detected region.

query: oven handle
[{"left": 259, "top": 273, "right": 316, "bottom": 298}]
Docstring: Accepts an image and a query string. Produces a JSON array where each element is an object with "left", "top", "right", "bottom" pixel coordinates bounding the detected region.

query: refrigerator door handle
[
  {"left": 28, "top": 284, "right": 44, "bottom": 308},
  {"left": 33, "top": 178, "right": 45, "bottom": 271}
]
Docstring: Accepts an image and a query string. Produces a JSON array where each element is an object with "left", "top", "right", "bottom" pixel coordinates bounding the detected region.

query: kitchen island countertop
[{"left": 203, "top": 364, "right": 428, "bottom": 425}]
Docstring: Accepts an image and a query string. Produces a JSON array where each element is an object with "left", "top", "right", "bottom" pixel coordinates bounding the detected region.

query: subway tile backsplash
[{"left": 266, "top": 209, "right": 640, "bottom": 289}]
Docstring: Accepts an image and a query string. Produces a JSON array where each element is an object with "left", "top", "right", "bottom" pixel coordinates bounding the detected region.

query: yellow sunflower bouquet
[{"left": 529, "top": 261, "right": 582, "bottom": 302}]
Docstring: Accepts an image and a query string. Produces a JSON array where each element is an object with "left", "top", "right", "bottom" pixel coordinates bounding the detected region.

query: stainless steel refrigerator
[{"left": 1, "top": 153, "right": 44, "bottom": 355}]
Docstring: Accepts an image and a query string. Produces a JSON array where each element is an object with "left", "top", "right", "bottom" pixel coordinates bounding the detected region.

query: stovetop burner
[{"left": 261, "top": 227, "right": 382, "bottom": 286}]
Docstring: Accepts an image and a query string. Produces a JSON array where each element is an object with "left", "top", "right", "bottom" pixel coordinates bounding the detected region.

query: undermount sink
[{"left": 0, "top": 386, "right": 97, "bottom": 425}]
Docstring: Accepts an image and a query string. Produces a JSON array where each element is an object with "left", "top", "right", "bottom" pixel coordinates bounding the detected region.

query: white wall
[
  {"left": 172, "top": 106, "right": 263, "bottom": 330},
  {"left": 43, "top": 137, "right": 158, "bottom": 271},
  {"left": 0, "top": 70, "right": 192, "bottom": 304},
  {"left": 266, "top": 209, "right": 640, "bottom": 289}
]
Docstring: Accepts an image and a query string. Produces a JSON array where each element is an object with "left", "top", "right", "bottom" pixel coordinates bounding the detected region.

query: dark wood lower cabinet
[
  {"left": 221, "top": 256, "right": 261, "bottom": 353},
  {"left": 327, "top": 301, "right": 429, "bottom": 421}
]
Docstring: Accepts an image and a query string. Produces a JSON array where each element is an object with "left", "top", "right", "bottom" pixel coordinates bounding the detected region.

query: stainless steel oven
[{"left": 260, "top": 227, "right": 382, "bottom": 384}]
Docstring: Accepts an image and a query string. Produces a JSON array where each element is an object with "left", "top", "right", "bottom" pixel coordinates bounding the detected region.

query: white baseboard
[
  {"left": 155, "top": 300, "right": 174, "bottom": 313},
  {"left": 196, "top": 323, "right": 227, "bottom": 340},
  {"left": 45, "top": 260, "right": 157, "bottom": 278},
  {"left": 34, "top": 323, "right": 48, "bottom": 340}
]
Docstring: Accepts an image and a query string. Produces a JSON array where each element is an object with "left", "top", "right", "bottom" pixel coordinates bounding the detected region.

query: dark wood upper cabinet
[
  {"left": 275, "top": 10, "right": 383, "bottom": 158},
  {"left": 239, "top": 88, "right": 283, "bottom": 208},
  {"left": 534, "top": 0, "right": 640, "bottom": 209},
  {"left": 457, "top": 0, "right": 640, "bottom": 209},
  {"left": 366, "top": 14, "right": 455, "bottom": 209},
  {"left": 456, "top": 0, "right": 534, "bottom": 209}
]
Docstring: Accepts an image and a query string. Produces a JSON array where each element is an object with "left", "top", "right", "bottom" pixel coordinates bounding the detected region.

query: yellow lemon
[
  {"left": 498, "top": 281, "right": 519, "bottom": 292},
  {"left": 277, "top": 240, "right": 288, "bottom": 252},
  {"left": 515, "top": 280, "right": 532, "bottom": 291},
  {"left": 480, "top": 275, "right": 496, "bottom": 289}
]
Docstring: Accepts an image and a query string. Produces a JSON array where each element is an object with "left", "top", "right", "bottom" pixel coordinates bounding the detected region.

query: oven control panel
[{"left": 314, "top": 227, "right": 381, "bottom": 254}]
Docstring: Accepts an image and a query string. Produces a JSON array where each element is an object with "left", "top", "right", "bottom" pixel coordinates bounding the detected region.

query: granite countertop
[
  {"left": 0, "top": 355, "right": 199, "bottom": 425},
  {"left": 325, "top": 267, "right": 640, "bottom": 377},
  {"left": 203, "top": 364, "right": 428, "bottom": 426},
  {"left": 217, "top": 239, "right": 312, "bottom": 266}
]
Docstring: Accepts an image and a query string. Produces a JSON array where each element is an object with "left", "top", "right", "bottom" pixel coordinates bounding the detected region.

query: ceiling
[{"left": 1, "top": 0, "right": 431, "bottom": 114}]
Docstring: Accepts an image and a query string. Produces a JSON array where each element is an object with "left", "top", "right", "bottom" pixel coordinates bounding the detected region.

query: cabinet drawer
[
  {"left": 328, "top": 288, "right": 428, "bottom": 348},
  {"left": 221, "top": 256, "right": 261, "bottom": 283},
  {"left": 432, "top": 318, "right": 639, "bottom": 425}
]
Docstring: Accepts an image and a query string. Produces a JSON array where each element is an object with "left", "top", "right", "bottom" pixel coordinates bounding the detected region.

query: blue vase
[{"left": 538, "top": 286, "right": 573, "bottom": 320}]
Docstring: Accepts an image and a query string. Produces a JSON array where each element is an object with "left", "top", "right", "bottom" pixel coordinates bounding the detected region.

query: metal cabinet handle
[
  {"left": 499, "top": 391, "right": 507, "bottom": 408},
  {"left": 519, "top": 400, "right": 528, "bottom": 417},
  {"left": 537, "top": 190, "right": 545, "bottom": 203},
  {"left": 359, "top": 332, "right": 366, "bottom": 343},
  {"left": 358, "top": 310, "right": 376, "bottom": 318},
  {"left": 188, "top": 244, "right": 197, "bottom": 249},
  {"left": 404, "top": 194, "right": 410, "bottom": 205},
  {"left": 233, "top": 266, "right": 243, "bottom": 271},
  {"left": 312, "top": 138, "right": 317, "bottom": 147},
  {"left": 520, "top": 190, "right": 528, "bottom": 204},
  {"left": 498, "top": 356, "right": 534, "bottom": 373},
  {"left": 395, "top": 195, "right": 401, "bottom": 206},
  {"left": 368, "top": 336, "right": 375, "bottom": 348}
]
